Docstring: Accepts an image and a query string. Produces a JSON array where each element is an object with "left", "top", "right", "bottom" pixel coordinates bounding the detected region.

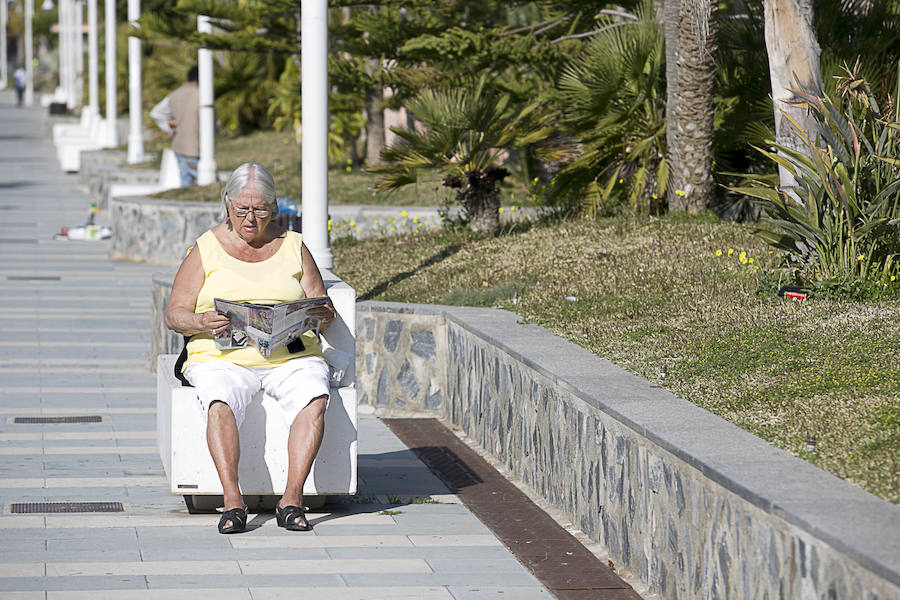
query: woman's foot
[
  {"left": 275, "top": 503, "right": 311, "bottom": 531},
  {"left": 218, "top": 506, "right": 248, "bottom": 534}
]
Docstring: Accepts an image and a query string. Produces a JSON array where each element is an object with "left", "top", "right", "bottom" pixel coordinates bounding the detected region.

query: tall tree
[
  {"left": 664, "top": 0, "right": 717, "bottom": 213},
  {"left": 762, "top": 0, "right": 823, "bottom": 192}
]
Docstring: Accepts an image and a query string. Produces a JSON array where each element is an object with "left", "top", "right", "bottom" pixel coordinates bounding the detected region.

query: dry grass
[{"left": 335, "top": 214, "right": 900, "bottom": 504}]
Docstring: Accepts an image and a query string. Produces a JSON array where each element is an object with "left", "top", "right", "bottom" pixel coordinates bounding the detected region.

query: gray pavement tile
[
  {"left": 0, "top": 576, "right": 147, "bottom": 592},
  {"left": 341, "top": 572, "right": 542, "bottom": 587},
  {"left": 6, "top": 550, "right": 143, "bottom": 563},
  {"left": 146, "top": 574, "right": 346, "bottom": 588},
  {"left": 425, "top": 557, "right": 530, "bottom": 574},
  {"left": 387, "top": 514, "right": 493, "bottom": 535},
  {"left": 305, "top": 524, "right": 403, "bottom": 537},
  {"left": 448, "top": 586, "right": 553, "bottom": 599},
  {"left": 139, "top": 548, "right": 331, "bottom": 562},
  {"left": 324, "top": 547, "right": 513, "bottom": 561}
]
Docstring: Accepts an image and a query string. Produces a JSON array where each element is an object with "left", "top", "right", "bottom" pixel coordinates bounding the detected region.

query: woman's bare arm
[{"left": 165, "top": 246, "right": 230, "bottom": 337}]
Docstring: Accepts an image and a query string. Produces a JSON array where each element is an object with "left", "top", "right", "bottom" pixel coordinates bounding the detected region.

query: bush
[{"left": 732, "top": 64, "right": 900, "bottom": 298}]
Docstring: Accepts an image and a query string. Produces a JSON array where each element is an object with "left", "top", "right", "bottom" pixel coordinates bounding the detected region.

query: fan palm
[
  {"left": 371, "top": 78, "right": 565, "bottom": 233},
  {"left": 551, "top": 0, "right": 667, "bottom": 215}
]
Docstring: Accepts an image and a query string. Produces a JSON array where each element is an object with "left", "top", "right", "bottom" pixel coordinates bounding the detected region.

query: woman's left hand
[{"left": 307, "top": 302, "right": 336, "bottom": 332}]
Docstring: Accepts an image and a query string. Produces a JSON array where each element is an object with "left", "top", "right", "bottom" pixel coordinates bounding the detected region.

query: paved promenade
[{"left": 0, "top": 91, "right": 555, "bottom": 599}]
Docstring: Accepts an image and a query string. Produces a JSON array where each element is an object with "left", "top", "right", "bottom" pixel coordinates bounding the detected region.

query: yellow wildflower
[
  {"left": 400, "top": 211, "right": 408, "bottom": 218},
  {"left": 715, "top": 250, "right": 722, "bottom": 257},
  {"left": 511, "top": 205, "right": 517, "bottom": 211},
  {"left": 413, "top": 216, "right": 419, "bottom": 223},
  {"left": 728, "top": 248, "right": 734, "bottom": 256},
  {"left": 390, "top": 227, "right": 395, "bottom": 233},
  {"left": 739, "top": 251, "right": 748, "bottom": 265},
  {"left": 328, "top": 219, "right": 332, "bottom": 232},
  {"left": 748, "top": 258, "right": 754, "bottom": 264},
  {"left": 498, "top": 207, "right": 505, "bottom": 213},
  {"left": 857, "top": 255, "right": 865, "bottom": 261},
  {"left": 349, "top": 221, "right": 355, "bottom": 227}
]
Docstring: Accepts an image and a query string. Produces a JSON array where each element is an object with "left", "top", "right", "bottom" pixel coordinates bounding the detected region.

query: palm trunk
[
  {"left": 446, "top": 168, "right": 507, "bottom": 233},
  {"left": 365, "top": 86, "right": 386, "bottom": 167},
  {"left": 763, "top": 0, "right": 823, "bottom": 193},
  {"left": 665, "top": 0, "right": 717, "bottom": 213}
]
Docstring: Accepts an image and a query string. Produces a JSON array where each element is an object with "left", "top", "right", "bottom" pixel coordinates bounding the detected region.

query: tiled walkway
[{"left": 0, "top": 92, "right": 553, "bottom": 599}]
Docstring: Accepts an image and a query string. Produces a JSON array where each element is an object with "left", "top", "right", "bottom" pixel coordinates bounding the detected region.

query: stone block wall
[
  {"left": 355, "top": 303, "right": 449, "bottom": 413},
  {"left": 109, "top": 196, "right": 220, "bottom": 264},
  {"left": 79, "top": 149, "right": 128, "bottom": 185},
  {"left": 357, "top": 301, "right": 900, "bottom": 600},
  {"left": 150, "top": 272, "right": 181, "bottom": 372}
]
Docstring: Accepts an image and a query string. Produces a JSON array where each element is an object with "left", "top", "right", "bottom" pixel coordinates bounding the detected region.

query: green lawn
[{"left": 333, "top": 215, "right": 900, "bottom": 504}]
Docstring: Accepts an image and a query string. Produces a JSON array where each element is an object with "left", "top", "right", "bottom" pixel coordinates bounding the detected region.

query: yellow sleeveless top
[{"left": 184, "top": 229, "right": 323, "bottom": 369}]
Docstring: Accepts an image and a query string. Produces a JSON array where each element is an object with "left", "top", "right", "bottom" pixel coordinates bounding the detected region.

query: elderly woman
[{"left": 166, "top": 163, "right": 335, "bottom": 534}]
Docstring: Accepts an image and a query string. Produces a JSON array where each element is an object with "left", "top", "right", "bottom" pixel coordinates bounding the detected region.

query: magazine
[{"left": 213, "top": 296, "right": 330, "bottom": 357}]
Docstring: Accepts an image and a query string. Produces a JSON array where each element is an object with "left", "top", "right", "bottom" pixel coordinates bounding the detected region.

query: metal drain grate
[
  {"left": 7, "top": 276, "right": 61, "bottom": 281},
  {"left": 14, "top": 416, "right": 103, "bottom": 424},
  {"left": 10, "top": 502, "right": 124, "bottom": 514}
]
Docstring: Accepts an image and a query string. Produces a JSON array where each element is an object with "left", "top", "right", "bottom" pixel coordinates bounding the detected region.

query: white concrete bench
[
  {"left": 108, "top": 148, "right": 182, "bottom": 202},
  {"left": 156, "top": 270, "right": 357, "bottom": 511},
  {"left": 55, "top": 109, "right": 104, "bottom": 173}
]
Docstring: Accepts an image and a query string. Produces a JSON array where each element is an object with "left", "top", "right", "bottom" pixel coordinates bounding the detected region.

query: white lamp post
[
  {"left": 301, "top": 0, "right": 332, "bottom": 269},
  {"left": 73, "top": 0, "right": 83, "bottom": 107},
  {"left": 86, "top": 0, "right": 97, "bottom": 116},
  {"left": 24, "top": 0, "right": 34, "bottom": 105},
  {"left": 1, "top": 0, "right": 8, "bottom": 89},
  {"left": 126, "top": 0, "right": 142, "bottom": 162},
  {"left": 196, "top": 14, "right": 216, "bottom": 185},
  {"left": 98, "top": 0, "right": 117, "bottom": 146}
]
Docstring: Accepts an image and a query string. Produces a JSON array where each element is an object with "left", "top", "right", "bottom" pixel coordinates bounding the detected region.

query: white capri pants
[{"left": 184, "top": 356, "right": 331, "bottom": 429}]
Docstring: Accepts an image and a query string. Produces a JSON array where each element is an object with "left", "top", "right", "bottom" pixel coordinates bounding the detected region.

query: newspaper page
[{"left": 213, "top": 297, "right": 330, "bottom": 357}]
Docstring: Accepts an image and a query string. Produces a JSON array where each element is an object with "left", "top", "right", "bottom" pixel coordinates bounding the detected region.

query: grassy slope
[{"left": 334, "top": 215, "right": 900, "bottom": 504}]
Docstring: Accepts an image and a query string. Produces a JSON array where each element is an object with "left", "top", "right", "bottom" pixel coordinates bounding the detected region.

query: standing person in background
[
  {"left": 13, "top": 66, "right": 26, "bottom": 107},
  {"left": 150, "top": 65, "right": 200, "bottom": 187}
]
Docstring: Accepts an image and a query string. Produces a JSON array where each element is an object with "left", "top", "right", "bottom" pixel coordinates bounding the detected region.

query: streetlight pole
[
  {"left": 98, "top": 0, "right": 117, "bottom": 146},
  {"left": 301, "top": 0, "right": 332, "bottom": 270},
  {"left": 126, "top": 0, "right": 142, "bottom": 162},
  {"left": 87, "top": 0, "right": 97, "bottom": 116},
  {"left": 0, "top": 0, "right": 8, "bottom": 89},
  {"left": 24, "top": 0, "right": 34, "bottom": 106},
  {"left": 196, "top": 14, "right": 216, "bottom": 185}
]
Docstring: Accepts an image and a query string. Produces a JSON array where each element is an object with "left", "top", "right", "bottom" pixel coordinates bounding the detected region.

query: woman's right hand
[{"left": 197, "top": 311, "right": 231, "bottom": 338}]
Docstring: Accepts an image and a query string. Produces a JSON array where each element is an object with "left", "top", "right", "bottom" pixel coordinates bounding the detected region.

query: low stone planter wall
[
  {"left": 356, "top": 301, "right": 900, "bottom": 600},
  {"left": 79, "top": 149, "right": 128, "bottom": 185},
  {"left": 151, "top": 272, "right": 181, "bottom": 372},
  {"left": 109, "top": 195, "right": 220, "bottom": 264}
]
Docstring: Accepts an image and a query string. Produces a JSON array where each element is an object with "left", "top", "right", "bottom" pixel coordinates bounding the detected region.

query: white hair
[{"left": 221, "top": 163, "right": 278, "bottom": 219}]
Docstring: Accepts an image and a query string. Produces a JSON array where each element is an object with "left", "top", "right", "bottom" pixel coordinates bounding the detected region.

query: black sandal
[
  {"left": 218, "top": 507, "right": 248, "bottom": 534},
  {"left": 276, "top": 504, "right": 311, "bottom": 531}
]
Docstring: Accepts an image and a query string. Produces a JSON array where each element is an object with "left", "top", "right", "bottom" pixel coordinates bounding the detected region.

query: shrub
[{"left": 732, "top": 64, "right": 900, "bottom": 298}]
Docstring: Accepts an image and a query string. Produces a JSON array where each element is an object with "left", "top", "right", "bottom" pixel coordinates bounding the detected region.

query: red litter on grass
[{"left": 778, "top": 286, "right": 809, "bottom": 301}]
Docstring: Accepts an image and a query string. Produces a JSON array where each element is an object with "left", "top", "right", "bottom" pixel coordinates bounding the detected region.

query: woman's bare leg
[
  {"left": 278, "top": 395, "right": 328, "bottom": 518},
  {"left": 206, "top": 400, "right": 244, "bottom": 525}
]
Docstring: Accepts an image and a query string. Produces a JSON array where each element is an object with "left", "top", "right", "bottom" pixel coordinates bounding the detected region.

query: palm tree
[
  {"left": 552, "top": 0, "right": 667, "bottom": 215},
  {"left": 664, "top": 0, "right": 717, "bottom": 213},
  {"left": 371, "top": 78, "right": 563, "bottom": 233}
]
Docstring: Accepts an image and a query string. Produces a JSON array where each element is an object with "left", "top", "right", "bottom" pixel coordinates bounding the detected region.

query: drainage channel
[
  {"left": 9, "top": 502, "right": 125, "bottom": 514},
  {"left": 384, "top": 418, "right": 643, "bottom": 600}
]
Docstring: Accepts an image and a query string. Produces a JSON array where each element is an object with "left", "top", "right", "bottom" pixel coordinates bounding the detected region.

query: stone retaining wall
[
  {"left": 79, "top": 149, "right": 128, "bottom": 185},
  {"left": 356, "top": 301, "right": 900, "bottom": 600},
  {"left": 110, "top": 195, "right": 220, "bottom": 264}
]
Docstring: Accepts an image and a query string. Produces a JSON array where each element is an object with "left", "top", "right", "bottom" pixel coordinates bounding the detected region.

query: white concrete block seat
[
  {"left": 55, "top": 110, "right": 104, "bottom": 172},
  {"left": 157, "top": 270, "right": 357, "bottom": 512},
  {"left": 108, "top": 148, "right": 182, "bottom": 201}
]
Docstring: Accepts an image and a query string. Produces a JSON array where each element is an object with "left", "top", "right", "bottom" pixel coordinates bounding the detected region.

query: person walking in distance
[
  {"left": 13, "top": 66, "right": 27, "bottom": 107},
  {"left": 150, "top": 65, "right": 200, "bottom": 187}
]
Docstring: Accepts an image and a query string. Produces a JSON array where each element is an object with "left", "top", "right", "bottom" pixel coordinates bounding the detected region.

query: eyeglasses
[{"left": 232, "top": 207, "right": 271, "bottom": 219}]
